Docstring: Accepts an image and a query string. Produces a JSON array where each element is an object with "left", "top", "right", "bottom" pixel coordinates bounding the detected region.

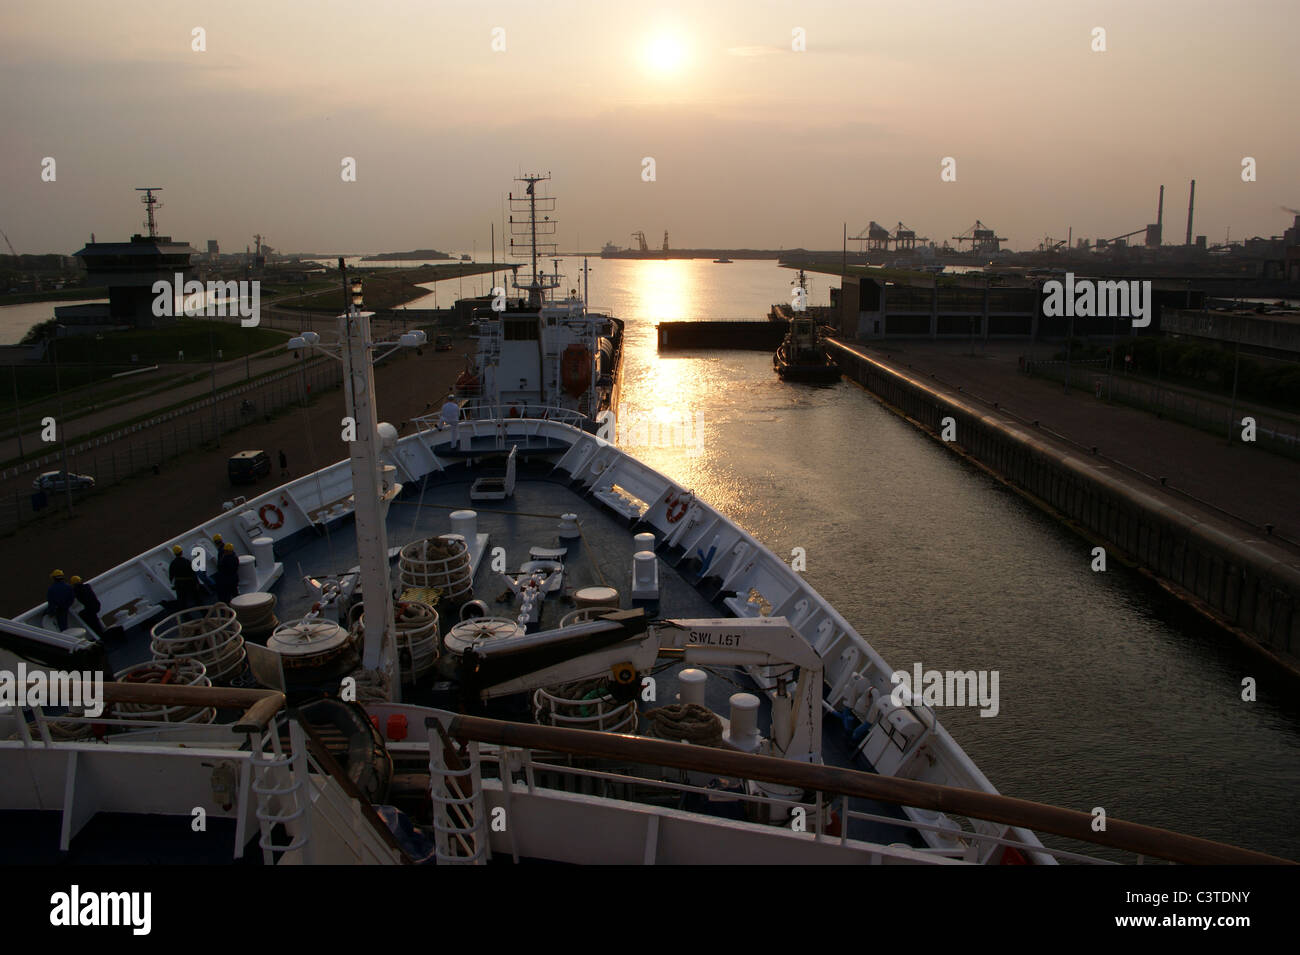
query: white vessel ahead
[
  {"left": 453, "top": 174, "right": 622, "bottom": 424},
  {"left": 0, "top": 179, "right": 1278, "bottom": 867}
]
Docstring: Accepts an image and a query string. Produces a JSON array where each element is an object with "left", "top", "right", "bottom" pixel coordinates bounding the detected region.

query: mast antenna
[{"left": 135, "top": 187, "right": 163, "bottom": 238}]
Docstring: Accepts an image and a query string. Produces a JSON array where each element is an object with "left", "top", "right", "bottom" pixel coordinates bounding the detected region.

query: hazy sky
[{"left": 3, "top": 0, "right": 1297, "bottom": 255}]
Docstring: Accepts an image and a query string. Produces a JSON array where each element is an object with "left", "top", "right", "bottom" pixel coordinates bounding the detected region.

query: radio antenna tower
[
  {"left": 135, "top": 187, "right": 163, "bottom": 238},
  {"left": 508, "top": 173, "right": 560, "bottom": 307}
]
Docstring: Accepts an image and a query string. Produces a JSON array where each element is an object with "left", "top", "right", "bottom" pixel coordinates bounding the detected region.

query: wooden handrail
[
  {"left": 100, "top": 682, "right": 285, "bottom": 733},
  {"left": 434, "top": 713, "right": 1294, "bottom": 866}
]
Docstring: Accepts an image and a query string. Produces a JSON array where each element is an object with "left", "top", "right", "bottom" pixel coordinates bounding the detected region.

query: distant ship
[{"left": 713, "top": 257, "right": 733, "bottom": 263}]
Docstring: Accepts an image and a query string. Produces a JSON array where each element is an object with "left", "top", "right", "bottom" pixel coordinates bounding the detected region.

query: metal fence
[
  {"left": 0, "top": 358, "right": 345, "bottom": 536},
  {"left": 1025, "top": 359, "right": 1300, "bottom": 457}
]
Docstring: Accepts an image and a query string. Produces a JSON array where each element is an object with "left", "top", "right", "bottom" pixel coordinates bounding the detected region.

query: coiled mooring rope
[{"left": 643, "top": 703, "right": 724, "bottom": 747}]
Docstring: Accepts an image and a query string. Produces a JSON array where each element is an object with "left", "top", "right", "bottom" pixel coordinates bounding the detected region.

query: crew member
[
  {"left": 279, "top": 449, "right": 289, "bottom": 478},
  {"left": 70, "top": 575, "right": 105, "bottom": 639},
  {"left": 215, "top": 543, "right": 240, "bottom": 604},
  {"left": 168, "top": 544, "right": 200, "bottom": 609},
  {"left": 439, "top": 394, "right": 460, "bottom": 431},
  {"left": 45, "top": 570, "right": 75, "bottom": 631},
  {"left": 195, "top": 533, "right": 223, "bottom": 597}
]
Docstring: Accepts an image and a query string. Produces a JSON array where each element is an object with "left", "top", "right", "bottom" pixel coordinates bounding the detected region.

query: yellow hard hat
[
  {"left": 51, "top": 569, "right": 64, "bottom": 579},
  {"left": 171, "top": 545, "right": 183, "bottom": 555},
  {"left": 70, "top": 575, "right": 82, "bottom": 585},
  {"left": 213, "top": 533, "right": 223, "bottom": 543},
  {"left": 223, "top": 543, "right": 234, "bottom": 552}
]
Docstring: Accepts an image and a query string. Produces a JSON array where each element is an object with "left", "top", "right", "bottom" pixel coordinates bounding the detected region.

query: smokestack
[
  {"left": 1157, "top": 185, "right": 1164, "bottom": 229},
  {"left": 1186, "top": 180, "right": 1195, "bottom": 246}
]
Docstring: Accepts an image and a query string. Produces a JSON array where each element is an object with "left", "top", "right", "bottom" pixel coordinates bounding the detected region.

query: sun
[{"left": 644, "top": 33, "right": 686, "bottom": 74}]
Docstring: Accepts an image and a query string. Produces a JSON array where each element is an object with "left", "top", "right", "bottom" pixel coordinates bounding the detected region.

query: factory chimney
[
  {"left": 1185, "top": 180, "right": 1195, "bottom": 246},
  {"left": 1157, "top": 185, "right": 1164, "bottom": 229}
]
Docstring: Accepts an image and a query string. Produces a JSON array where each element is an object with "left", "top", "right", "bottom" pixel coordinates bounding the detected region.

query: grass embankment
[
  {"left": 274, "top": 262, "right": 509, "bottom": 311},
  {"left": 1, "top": 320, "right": 289, "bottom": 414}
]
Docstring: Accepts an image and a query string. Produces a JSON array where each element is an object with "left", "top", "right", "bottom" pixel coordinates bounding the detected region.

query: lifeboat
[
  {"left": 561, "top": 344, "right": 591, "bottom": 398},
  {"left": 455, "top": 370, "right": 481, "bottom": 395}
]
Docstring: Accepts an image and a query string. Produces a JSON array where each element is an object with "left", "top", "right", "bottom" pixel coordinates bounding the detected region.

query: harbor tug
[{"left": 773, "top": 270, "right": 840, "bottom": 383}]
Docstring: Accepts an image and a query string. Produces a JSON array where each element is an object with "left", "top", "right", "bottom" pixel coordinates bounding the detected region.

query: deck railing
[{"left": 429, "top": 712, "right": 1294, "bottom": 866}]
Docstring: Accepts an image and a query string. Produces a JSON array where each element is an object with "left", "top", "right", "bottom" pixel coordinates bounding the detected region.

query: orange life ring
[
  {"left": 665, "top": 493, "right": 689, "bottom": 524},
  {"left": 259, "top": 503, "right": 285, "bottom": 529}
]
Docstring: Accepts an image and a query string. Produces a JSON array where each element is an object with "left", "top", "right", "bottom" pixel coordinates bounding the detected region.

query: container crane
[{"left": 951, "top": 221, "right": 1006, "bottom": 254}]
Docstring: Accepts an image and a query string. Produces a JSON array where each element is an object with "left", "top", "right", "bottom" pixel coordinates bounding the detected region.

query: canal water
[{"left": 587, "top": 258, "right": 1299, "bottom": 860}]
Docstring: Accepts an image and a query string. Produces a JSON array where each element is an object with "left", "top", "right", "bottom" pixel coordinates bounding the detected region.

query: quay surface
[{"left": 830, "top": 339, "right": 1300, "bottom": 672}]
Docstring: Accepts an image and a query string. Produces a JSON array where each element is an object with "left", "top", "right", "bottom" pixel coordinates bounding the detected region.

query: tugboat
[{"left": 773, "top": 270, "right": 839, "bottom": 382}]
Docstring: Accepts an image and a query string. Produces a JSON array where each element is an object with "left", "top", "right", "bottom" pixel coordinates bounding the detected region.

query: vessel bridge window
[{"left": 505, "top": 319, "right": 540, "bottom": 341}]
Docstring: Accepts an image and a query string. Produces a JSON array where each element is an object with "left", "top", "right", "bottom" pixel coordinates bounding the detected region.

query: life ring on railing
[
  {"left": 259, "top": 503, "right": 285, "bottom": 530},
  {"left": 665, "top": 493, "right": 689, "bottom": 524}
]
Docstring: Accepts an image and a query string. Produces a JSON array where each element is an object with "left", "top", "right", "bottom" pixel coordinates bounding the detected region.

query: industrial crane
[
  {"left": 0, "top": 229, "right": 17, "bottom": 259},
  {"left": 890, "top": 222, "right": 928, "bottom": 251},
  {"left": 850, "top": 221, "right": 891, "bottom": 252},
  {"left": 951, "top": 221, "right": 1006, "bottom": 254},
  {"left": 631, "top": 230, "right": 649, "bottom": 252}
]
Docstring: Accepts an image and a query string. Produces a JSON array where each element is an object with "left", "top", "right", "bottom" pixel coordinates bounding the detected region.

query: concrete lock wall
[{"left": 828, "top": 341, "right": 1300, "bottom": 665}]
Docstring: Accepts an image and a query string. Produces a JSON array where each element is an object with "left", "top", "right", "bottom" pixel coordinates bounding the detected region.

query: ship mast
[
  {"left": 287, "top": 262, "right": 428, "bottom": 702},
  {"left": 508, "top": 173, "right": 560, "bottom": 307}
]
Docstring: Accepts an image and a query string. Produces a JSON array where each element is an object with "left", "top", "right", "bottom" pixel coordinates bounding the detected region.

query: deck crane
[
  {"left": 631, "top": 231, "right": 649, "bottom": 252},
  {"left": 457, "top": 609, "right": 824, "bottom": 764}
]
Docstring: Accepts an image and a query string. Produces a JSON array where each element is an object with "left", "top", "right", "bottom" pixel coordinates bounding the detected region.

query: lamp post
[
  {"left": 287, "top": 267, "right": 426, "bottom": 703},
  {"left": 11, "top": 366, "right": 23, "bottom": 461},
  {"left": 50, "top": 325, "right": 74, "bottom": 513}
]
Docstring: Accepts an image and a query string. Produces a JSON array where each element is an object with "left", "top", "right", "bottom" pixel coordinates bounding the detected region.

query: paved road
[{"left": 845, "top": 340, "right": 1300, "bottom": 545}]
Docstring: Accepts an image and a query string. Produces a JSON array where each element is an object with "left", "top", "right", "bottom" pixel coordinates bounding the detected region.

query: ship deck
[{"left": 52, "top": 454, "right": 922, "bottom": 858}]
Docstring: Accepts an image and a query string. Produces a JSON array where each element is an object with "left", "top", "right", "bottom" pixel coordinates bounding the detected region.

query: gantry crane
[
  {"left": 850, "top": 221, "right": 891, "bottom": 253},
  {"left": 952, "top": 221, "right": 1006, "bottom": 254}
]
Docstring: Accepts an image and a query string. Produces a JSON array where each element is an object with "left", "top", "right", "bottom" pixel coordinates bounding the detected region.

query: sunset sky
[{"left": 2, "top": 0, "right": 1296, "bottom": 255}]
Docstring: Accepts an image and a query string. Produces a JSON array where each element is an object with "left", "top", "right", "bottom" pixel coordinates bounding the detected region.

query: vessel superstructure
[{"left": 456, "top": 176, "right": 622, "bottom": 423}]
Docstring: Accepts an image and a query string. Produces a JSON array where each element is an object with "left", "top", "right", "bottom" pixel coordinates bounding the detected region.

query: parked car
[
  {"left": 434, "top": 334, "right": 453, "bottom": 351},
  {"left": 228, "top": 449, "right": 271, "bottom": 485},
  {"left": 32, "top": 470, "right": 96, "bottom": 493}
]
